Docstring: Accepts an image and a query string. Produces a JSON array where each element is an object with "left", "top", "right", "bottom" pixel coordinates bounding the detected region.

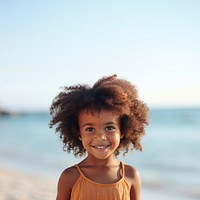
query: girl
[{"left": 49, "top": 74, "right": 148, "bottom": 200}]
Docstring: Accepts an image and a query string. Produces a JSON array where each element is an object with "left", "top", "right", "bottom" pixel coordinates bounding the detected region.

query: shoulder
[
  {"left": 124, "top": 164, "right": 140, "bottom": 181},
  {"left": 56, "top": 166, "right": 80, "bottom": 200},
  {"left": 124, "top": 165, "right": 140, "bottom": 185},
  {"left": 59, "top": 165, "right": 80, "bottom": 187}
]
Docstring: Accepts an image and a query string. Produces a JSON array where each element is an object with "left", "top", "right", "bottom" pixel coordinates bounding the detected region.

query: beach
[
  {"left": 0, "top": 108, "right": 200, "bottom": 200},
  {"left": 0, "top": 167, "right": 56, "bottom": 200},
  {"left": 0, "top": 167, "right": 196, "bottom": 200}
]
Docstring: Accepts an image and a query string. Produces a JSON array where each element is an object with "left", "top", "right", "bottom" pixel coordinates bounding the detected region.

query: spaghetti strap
[
  {"left": 120, "top": 162, "right": 125, "bottom": 178},
  {"left": 75, "top": 162, "right": 125, "bottom": 178},
  {"left": 74, "top": 164, "right": 84, "bottom": 176},
  {"left": 71, "top": 162, "right": 130, "bottom": 200}
]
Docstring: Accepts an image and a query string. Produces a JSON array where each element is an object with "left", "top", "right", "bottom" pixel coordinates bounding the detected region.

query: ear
[
  {"left": 120, "top": 134, "right": 124, "bottom": 139},
  {"left": 78, "top": 135, "right": 82, "bottom": 141}
]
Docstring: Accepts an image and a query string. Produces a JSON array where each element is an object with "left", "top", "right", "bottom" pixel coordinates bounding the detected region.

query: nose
[{"left": 94, "top": 130, "right": 107, "bottom": 141}]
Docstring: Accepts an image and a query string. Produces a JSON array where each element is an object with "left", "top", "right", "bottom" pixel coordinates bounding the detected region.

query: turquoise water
[{"left": 0, "top": 108, "right": 200, "bottom": 199}]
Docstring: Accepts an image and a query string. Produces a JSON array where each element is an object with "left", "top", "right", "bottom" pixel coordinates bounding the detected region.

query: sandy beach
[{"left": 0, "top": 168, "right": 56, "bottom": 200}]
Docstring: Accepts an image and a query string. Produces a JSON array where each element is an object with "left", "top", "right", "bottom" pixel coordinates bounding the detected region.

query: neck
[{"left": 83, "top": 154, "right": 120, "bottom": 167}]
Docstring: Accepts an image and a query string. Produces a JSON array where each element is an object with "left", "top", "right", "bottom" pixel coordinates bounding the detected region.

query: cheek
[
  {"left": 111, "top": 134, "right": 121, "bottom": 143},
  {"left": 79, "top": 132, "right": 91, "bottom": 143}
]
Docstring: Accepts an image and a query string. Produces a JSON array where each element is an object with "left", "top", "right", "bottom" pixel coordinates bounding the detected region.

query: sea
[{"left": 0, "top": 107, "right": 200, "bottom": 200}]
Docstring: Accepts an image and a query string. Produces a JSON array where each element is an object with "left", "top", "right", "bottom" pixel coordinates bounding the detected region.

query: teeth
[
  {"left": 94, "top": 145, "right": 108, "bottom": 149},
  {"left": 95, "top": 146, "right": 106, "bottom": 149}
]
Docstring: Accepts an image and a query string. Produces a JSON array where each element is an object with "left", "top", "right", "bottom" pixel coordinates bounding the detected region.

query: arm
[
  {"left": 125, "top": 165, "right": 141, "bottom": 200},
  {"left": 56, "top": 167, "right": 79, "bottom": 200},
  {"left": 130, "top": 169, "right": 141, "bottom": 200}
]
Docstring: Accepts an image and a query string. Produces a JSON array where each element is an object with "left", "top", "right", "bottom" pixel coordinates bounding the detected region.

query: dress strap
[
  {"left": 120, "top": 162, "right": 125, "bottom": 178},
  {"left": 75, "top": 162, "right": 125, "bottom": 179},
  {"left": 74, "top": 164, "right": 85, "bottom": 177}
]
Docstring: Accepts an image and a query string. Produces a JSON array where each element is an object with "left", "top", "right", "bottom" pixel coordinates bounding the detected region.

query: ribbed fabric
[{"left": 70, "top": 162, "right": 130, "bottom": 200}]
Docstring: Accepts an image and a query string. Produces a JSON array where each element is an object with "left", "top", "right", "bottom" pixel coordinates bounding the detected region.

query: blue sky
[{"left": 0, "top": 0, "right": 200, "bottom": 111}]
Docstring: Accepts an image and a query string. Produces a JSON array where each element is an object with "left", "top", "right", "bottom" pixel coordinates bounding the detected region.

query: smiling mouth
[{"left": 92, "top": 145, "right": 111, "bottom": 149}]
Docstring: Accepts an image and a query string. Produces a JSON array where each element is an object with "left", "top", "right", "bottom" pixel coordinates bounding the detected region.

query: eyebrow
[
  {"left": 81, "top": 122, "right": 117, "bottom": 127},
  {"left": 81, "top": 123, "right": 94, "bottom": 127}
]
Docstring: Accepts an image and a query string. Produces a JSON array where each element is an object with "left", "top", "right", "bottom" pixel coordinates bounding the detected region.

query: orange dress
[{"left": 70, "top": 162, "right": 130, "bottom": 200}]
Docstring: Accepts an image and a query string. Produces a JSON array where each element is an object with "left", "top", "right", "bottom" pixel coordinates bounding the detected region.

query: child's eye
[
  {"left": 85, "top": 127, "right": 94, "bottom": 132},
  {"left": 105, "top": 126, "right": 115, "bottom": 131}
]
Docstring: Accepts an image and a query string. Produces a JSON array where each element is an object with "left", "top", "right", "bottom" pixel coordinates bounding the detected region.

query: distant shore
[
  {"left": 0, "top": 108, "right": 18, "bottom": 116},
  {"left": 0, "top": 108, "right": 49, "bottom": 116}
]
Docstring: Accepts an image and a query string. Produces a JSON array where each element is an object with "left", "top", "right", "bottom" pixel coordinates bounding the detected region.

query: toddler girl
[{"left": 49, "top": 74, "right": 148, "bottom": 200}]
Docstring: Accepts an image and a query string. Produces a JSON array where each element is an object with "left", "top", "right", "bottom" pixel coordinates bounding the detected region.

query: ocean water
[{"left": 0, "top": 108, "right": 200, "bottom": 199}]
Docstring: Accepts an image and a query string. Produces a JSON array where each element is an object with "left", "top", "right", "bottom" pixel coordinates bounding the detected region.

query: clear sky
[{"left": 0, "top": 0, "right": 200, "bottom": 112}]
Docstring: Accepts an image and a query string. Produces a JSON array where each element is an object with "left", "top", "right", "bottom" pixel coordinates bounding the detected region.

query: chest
[{"left": 81, "top": 166, "right": 122, "bottom": 184}]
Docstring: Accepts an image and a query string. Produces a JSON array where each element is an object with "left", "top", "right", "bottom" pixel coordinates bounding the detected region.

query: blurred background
[{"left": 0, "top": 0, "right": 200, "bottom": 199}]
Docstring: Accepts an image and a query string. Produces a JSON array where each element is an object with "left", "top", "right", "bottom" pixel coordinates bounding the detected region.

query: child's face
[{"left": 78, "top": 109, "right": 123, "bottom": 160}]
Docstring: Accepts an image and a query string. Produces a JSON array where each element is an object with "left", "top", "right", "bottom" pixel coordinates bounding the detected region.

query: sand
[{"left": 0, "top": 168, "right": 57, "bottom": 200}]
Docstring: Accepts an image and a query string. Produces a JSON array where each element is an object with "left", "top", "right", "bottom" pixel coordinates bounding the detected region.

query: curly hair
[{"left": 49, "top": 74, "right": 148, "bottom": 157}]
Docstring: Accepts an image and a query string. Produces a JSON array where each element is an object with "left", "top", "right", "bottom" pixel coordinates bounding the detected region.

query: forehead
[{"left": 78, "top": 109, "right": 119, "bottom": 123}]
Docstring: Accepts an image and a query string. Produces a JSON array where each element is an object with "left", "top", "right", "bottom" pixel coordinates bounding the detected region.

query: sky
[{"left": 0, "top": 0, "right": 200, "bottom": 112}]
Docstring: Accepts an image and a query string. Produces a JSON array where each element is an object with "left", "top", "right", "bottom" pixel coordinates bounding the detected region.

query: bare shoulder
[
  {"left": 124, "top": 164, "right": 141, "bottom": 187},
  {"left": 56, "top": 166, "right": 80, "bottom": 200},
  {"left": 61, "top": 165, "right": 80, "bottom": 177},
  {"left": 124, "top": 164, "right": 140, "bottom": 180},
  {"left": 59, "top": 165, "right": 80, "bottom": 186}
]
